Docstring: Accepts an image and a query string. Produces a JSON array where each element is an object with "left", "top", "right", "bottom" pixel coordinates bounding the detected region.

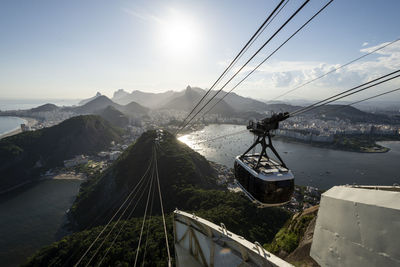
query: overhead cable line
[
  {"left": 140, "top": 174, "right": 157, "bottom": 267},
  {"left": 271, "top": 38, "right": 400, "bottom": 101},
  {"left": 194, "top": 0, "right": 334, "bottom": 123},
  {"left": 154, "top": 146, "right": 172, "bottom": 267},
  {"left": 63, "top": 178, "right": 149, "bottom": 267},
  {"left": 96, "top": 172, "right": 153, "bottom": 267},
  {"left": 174, "top": 0, "right": 287, "bottom": 135},
  {"left": 316, "top": 87, "right": 400, "bottom": 117},
  {"left": 74, "top": 157, "right": 154, "bottom": 267},
  {"left": 290, "top": 69, "right": 400, "bottom": 116},
  {"left": 344, "top": 87, "right": 400, "bottom": 107},
  {"left": 86, "top": 166, "right": 153, "bottom": 267},
  {"left": 175, "top": 0, "right": 312, "bottom": 134},
  {"left": 133, "top": 154, "right": 156, "bottom": 267}
]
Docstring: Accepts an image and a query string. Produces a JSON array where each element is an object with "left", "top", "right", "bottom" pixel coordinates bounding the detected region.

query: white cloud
[
  {"left": 362, "top": 42, "right": 369, "bottom": 47},
  {"left": 271, "top": 72, "right": 292, "bottom": 87},
  {"left": 232, "top": 40, "right": 400, "bottom": 100}
]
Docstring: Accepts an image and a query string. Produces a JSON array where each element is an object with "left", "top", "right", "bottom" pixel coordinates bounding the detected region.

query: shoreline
[
  {"left": 0, "top": 117, "right": 38, "bottom": 139},
  {"left": 274, "top": 135, "right": 392, "bottom": 154},
  {"left": 0, "top": 172, "right": 85, "bottom": 196}
]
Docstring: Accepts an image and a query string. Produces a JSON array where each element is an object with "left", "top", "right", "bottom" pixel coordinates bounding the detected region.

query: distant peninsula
[
  {"left": 275, "top": 133, "right": 399, "bottom": 153},
  {"left": 0, "top": 115, "right": 124, "bottom": 194}
]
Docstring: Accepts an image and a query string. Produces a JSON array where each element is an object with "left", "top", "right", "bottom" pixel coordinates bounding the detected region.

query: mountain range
[
  {"left": 2, "top": 85, "right": 399, "bottom": 128},
  {"left": 111, "top": 86, "right": 269, "bottom": 113}
]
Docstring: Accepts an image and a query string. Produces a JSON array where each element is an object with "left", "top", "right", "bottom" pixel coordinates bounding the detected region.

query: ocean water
[
  {"left": 0, "top": 179, "right": 82, "bottom": 267},
  {"left": 0, "top": 98, "right": 80, "bottom": 111},
  {"left": 0, "top": 116, "right": 27, "bottom": 136},
  {"left": 179, "top": 124, "right": 400, "bottom": 190}
]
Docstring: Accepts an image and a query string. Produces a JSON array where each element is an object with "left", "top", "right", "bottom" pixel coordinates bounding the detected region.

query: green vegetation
[
  {"left": 0, "top": 115, "right": 124, "bottom": 192},
  {"left": 24, "top": 130, "right": 291, "bottom": 266},
  {"left": 265, "top": 208, "right": 318, "bottom": 256},
  {"left": 23, "top": 216, "right": 174, "bottom": 267}
]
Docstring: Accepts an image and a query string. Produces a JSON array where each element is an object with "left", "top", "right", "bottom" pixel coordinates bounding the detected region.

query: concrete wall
[{"left": 310, "top": 186, "right": 400, "bottom": 267}]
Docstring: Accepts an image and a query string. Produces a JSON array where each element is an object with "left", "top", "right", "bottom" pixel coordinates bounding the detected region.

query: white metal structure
[
  {"left": 173, "top": 209, "right": 293, "bottom": 267},
  {"left": 310, "top": 185, "right": 400, "bottom": 267}
]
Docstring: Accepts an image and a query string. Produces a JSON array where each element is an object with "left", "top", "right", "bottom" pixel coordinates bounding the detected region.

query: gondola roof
[{"left": 235, "top": 155, "right": 294, "bottom": 182}]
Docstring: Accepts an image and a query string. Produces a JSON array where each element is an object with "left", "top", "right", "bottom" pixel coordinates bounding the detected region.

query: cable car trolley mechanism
[{"left": 234, "top": 112, "right": 295, "bottom": 207}]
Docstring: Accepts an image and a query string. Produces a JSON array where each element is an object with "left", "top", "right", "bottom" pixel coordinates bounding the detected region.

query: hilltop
[
  {"left": 0, "top": 115, "right": 124, "bottom": 193},
  {"left": 73, "top": 95, "right": 117, "bottom": 114},
  {"left": 69, "top": 130, "right": 219, "bottom": 229},
  {"left": 78, "top": 92, "right": 102, "bottom": 106},
  {"left": 70, "top": 95, "right": 149, "bottom": 126},
  {"left": 30, "top": 103, "right": 59, "bottom": 113}
]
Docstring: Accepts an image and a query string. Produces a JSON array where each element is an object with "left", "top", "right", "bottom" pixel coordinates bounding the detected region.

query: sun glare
[{"left": 158, "top": 11, "right": 200, "bottom": 59}]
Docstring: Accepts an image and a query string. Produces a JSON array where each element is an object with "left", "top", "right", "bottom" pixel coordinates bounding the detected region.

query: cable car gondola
[{"left": 234, "top": 112, "right": 294, "bottom": 206}]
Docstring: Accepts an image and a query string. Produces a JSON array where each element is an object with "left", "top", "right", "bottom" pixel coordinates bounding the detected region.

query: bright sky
[{"left": 0, "top": 0, "right": 399, "bottom": 102}]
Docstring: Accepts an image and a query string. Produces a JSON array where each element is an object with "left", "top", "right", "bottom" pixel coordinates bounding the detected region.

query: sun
[{"left": 158, "top": 11, "right": 200, "bottom": 59}]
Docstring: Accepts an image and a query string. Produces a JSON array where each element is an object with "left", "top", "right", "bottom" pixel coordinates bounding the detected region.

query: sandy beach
[
  {"left": 51, "top": 172, "right": 86, "bottom": 180},
  {"left": 0, "top": 117, "right": 38, "bottom": 139}
]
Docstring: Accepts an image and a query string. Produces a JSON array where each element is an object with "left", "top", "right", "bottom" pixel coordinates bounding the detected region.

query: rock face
[
  {"left": 267, "top": 205, "right": 320, "bottom": 267},
  {"left": 286, "top": 206, "right": 320, "bottom": 267},
  {"left": 112, "top": 89, "right": 130, "bottom": 102}
]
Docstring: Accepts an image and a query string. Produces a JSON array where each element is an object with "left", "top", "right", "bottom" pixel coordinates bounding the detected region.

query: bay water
[{"left": 179, "top": 124, "right": 400, "bottom": 189}]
